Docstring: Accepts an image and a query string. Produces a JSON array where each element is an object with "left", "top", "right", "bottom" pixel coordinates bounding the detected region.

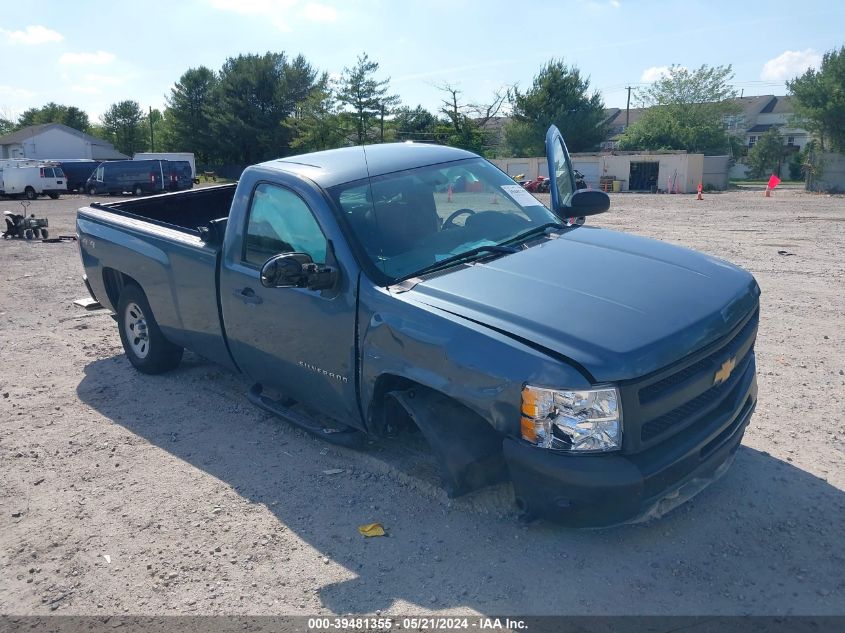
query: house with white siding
[{"left": 0, "top": 123, "right": 128, "bottom": 161}]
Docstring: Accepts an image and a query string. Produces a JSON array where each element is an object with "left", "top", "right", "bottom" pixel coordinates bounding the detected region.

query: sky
[{"left": 1, "top": 0, "right": 843, "bottom": 123}]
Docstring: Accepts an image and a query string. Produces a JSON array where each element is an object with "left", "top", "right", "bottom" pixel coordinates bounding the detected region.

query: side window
[
  {"left": 96, "top": 165, "right": 104, "bottom": 181},
  {"left": 244, "top": 183, "right": 327, "bottom": 267}
]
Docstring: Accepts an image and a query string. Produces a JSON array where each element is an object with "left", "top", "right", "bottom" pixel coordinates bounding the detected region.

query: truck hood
[{"left": 404, "top": 226, "right": 759, "bottom": 382}]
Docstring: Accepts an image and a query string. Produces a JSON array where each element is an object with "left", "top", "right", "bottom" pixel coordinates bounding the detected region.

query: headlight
[{"left": 521, "top": 385, "right": 622, "bottom": 453}]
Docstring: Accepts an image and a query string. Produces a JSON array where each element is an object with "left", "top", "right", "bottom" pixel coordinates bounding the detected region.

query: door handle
[{"left": 233, "top": 287, "right": 263, "bottom": 305}]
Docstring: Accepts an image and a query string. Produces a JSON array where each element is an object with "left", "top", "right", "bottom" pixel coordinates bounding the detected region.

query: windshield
[{"left": 329, "top": 157, "right": 560, "bottom": 282}]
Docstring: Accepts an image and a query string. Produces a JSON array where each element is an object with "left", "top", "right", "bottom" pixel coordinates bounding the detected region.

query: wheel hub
[{"left": 124, "top": 302, "right": 150, "bottom": 359}]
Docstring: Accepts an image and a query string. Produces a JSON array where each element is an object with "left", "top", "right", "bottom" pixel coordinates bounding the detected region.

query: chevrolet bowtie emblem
[{"left": 714, "top": 357, "right": 737, "bottom": 385}]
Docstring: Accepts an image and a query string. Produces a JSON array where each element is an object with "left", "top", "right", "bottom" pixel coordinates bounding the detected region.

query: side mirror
[
  {"left": 569, "top": 189, "right": 610, "bottom": 216},
  {"left": 260, "top": 253, "right": 313, "bottom": 288},
  {"left": 260, "top": 252, "right": 338, "bottom": 291}
]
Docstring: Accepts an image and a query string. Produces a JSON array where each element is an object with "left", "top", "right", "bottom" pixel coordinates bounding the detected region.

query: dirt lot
[{"left": 1, "top": 188, "right": 843, "bottom": 616}]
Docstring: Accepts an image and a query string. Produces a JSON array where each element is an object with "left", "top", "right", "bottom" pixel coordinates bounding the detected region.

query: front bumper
[{"left": 504, "top": 363, "right": 757, "bottom": 528}]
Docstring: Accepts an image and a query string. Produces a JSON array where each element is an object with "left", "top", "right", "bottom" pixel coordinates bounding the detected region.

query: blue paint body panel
[{"left": 76, "top": 135, "right": 760, "bottom": 526}]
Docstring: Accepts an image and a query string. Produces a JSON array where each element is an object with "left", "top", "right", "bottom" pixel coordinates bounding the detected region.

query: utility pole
[
  {"left": 625, "top": 86, "right": 632, "bottom": 129},
  {"left": 149, "top": 106, "right": 154, "bottom": 152}
]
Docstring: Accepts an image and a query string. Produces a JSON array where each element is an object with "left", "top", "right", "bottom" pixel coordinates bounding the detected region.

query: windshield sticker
[{"left": 501, "top": 184, "right": 541, "bottom": 207}]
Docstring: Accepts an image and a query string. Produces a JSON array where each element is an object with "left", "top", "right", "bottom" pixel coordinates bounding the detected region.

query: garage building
[{"left": 0, "top": 123, "right": 128, "bottom": 161}]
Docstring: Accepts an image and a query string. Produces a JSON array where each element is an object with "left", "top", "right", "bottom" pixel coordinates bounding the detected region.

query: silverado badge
[{"left": 714, "top": 357, "right": 737, "bottom": 385}]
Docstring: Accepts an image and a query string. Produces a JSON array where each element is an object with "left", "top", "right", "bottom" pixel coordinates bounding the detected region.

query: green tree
[
  {"left": 787, "top": 46, "right": 845, "bottom": 152},
  {"left": 337, "top": 53, "right": 399, "bottom": 145},
  {"left": 146, "top": 108, "right": 164, "bottom": 152},
  {"left": 0, "top": 116, "right": 14, "bottom": 135},
  {"left": 164, "top": 66, "right": 218, "bottom": 161},
  {"left": 436, "top": 83, "right": 506, "bottom": 155},
  {"left": 505, "top": 59, "right": 607, "bottom": 155},
  {"left": 208, "top": 52, "right": 319, "bottom": 164},
  {"left": 101, "top": 100, "right": 148, "bottom": 155},
  {"left": 285, "top": 76, "right": 346, "bottom": 152},
  {"left": 16, "top": 102, "right": 91, "bottom": 133},
  {"left": 391, "top": 105, "right": 438, "bottom": 142},
  {"left": 746, "top": 128, "right": 786, "bottom": 178},
  {"left": 619, "top": 64, "right": 739, "bottom": 154}
]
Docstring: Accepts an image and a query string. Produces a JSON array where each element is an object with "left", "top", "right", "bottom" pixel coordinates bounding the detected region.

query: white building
[
  {"left": 0, "top": 123, "right": 128, "bottom": 161},
  {"left": 492, "top": 151, "right": 705, "bottom": 193}
]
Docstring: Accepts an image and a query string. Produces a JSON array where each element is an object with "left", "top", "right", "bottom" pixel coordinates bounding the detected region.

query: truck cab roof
[{"left": 257, "top": 143, "right": 478, "bottom": 189}]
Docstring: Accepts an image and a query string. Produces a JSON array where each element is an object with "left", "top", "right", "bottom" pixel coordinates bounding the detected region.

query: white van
[
  {"left": 133, "top": 152, "right": 197, "bottom": 182},
  {"left": 0, "top": 161, "right": 66, "bottom": 199}
]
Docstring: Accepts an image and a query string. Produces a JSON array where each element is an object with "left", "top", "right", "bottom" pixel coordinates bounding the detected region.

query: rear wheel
[
  {"left": 117, "top": 284, "right": 183, "bottom": 374},
  {"left": 47, "top": 192, "right": 59, "bottom": 199},
  {"left": 24, "top": 187, "right": 36, "bottom": 200},
  {"left": 24, "top": 228, "right": 34, "bottom": 240},
  {"left": 133, "top": 185, "right": 144, "bottom": 196},
  {"left": 40, "top": 229, "right": 49, "bottom": 239},
  {"left": 88, "top": 186, "right": 97, "bottom": 196}
]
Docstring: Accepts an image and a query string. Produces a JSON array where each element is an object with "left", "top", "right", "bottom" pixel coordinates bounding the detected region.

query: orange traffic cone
[{"left": 696, "top": 182, "right": 703, "bottom": 201}]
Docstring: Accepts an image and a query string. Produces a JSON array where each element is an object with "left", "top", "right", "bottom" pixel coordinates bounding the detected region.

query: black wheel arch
[{"left": 370, "top": 375, "right": 508, "bottom": 496}]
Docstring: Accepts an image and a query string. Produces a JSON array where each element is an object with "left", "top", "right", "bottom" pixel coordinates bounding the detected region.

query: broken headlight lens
[{"left": 521, "top": 385, "right": 622, "bottom": 453}]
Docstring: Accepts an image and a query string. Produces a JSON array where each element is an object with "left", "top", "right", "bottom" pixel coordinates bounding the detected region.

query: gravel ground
[{"left": 0, "top": 188, "right": 843, "bottom": 616}]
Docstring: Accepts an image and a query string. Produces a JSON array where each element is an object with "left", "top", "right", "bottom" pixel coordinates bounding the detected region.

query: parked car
[
  {"left": 55, "top": 159, "right": 99, "bottom": 192},
  {"left": 85, "top": 159, "right": 167, "bottom": 196},
  {"left": 76, "top": 126, "right": 759, "bottom": 527},
  {"left": 0, "top": 160, "right": 66, "bottom": 199}
]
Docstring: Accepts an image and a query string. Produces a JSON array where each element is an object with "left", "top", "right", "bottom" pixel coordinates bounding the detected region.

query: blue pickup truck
[{"left": 76, "top": 127, "right": 759, "bottom": 527}]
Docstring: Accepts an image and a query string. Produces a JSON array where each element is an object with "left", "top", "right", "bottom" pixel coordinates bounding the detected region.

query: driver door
[
  {"left": 545, "top": 125, "right": 576, "bottom": 216},
  {"left": 219, "top": 179, "right": 359, "bottom": 424}
]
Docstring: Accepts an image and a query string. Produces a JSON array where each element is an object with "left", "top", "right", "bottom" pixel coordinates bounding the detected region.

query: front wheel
[
  {"left": 24, "top": 187, "right": 37, "bottom": 200},
  {"left": 88, "top": 186, "right": 97, "bottom": 196},
  {"left": 133, "top": 185, "right": 144, "bottom": 196},
  {"left": 117, "top": 284, "right": 183, "bottom": 374}
]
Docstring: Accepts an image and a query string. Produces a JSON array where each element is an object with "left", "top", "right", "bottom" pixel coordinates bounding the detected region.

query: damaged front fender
[{"left": 387, "top": 387, "right": 509, "bottom": 497}]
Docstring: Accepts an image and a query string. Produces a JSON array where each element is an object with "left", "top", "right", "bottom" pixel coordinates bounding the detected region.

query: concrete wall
[
  {"left": 490, "top": 157, "right": 546, "bottom": 180},
  {"left": 730, "top": 163, "right": 750, "bottom": 179},
  {"left": 492, "top": 152, "right": 708, "bottom": 193},
  {"left": 703, "top": 155, "right": 730, "bottom": 190},
  {"left": 810, "top": 152, "right": 845, "bottom": 192},
  {"left": 573, "top": 153, "right": 703, "bottom": 192}
]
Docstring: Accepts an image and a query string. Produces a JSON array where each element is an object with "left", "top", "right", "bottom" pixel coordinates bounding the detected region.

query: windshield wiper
[
  {"left": 404, "top": 244, "right": 519, "bottom": 280},
  {"left": 501, "top": 222, "right": 568, "bottom": 247}
]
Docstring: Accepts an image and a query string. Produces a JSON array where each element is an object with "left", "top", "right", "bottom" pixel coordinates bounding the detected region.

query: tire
[
  {"left": 117, "top": 284, "right": 183, "bottom": 374},
  {"left": 24, "top": 187, "right": 36, "bottom": 200},
  {"left": 40, "top": 229, "right": 49, "bottom": 239},
  {"left": 133, "top": 185, "right": 144, "bottom": 196},
  {"left": 32, "top": 228, "right": 41, "bottom": 239},
  {"left": 47, "top": 192, "right": 59, "bottom": 199},
  {"left": 88, "top": 186, "right": 97, "bottom": 196},
  {"left": 24, "top": 228, "right": 34, "bottom": 240}
]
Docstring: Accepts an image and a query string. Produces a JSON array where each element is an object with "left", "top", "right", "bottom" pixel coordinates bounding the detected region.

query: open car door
[{"left": 545, "top": 125, "right": 610, "bottom": 219}]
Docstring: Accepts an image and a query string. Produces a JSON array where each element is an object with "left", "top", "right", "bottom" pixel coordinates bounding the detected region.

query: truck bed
[
  {"left": 77, "top": 183, "right": 239, "bottom": 371},
  {"left": 94, "top": 184, "right": 236, "bottom": 234}
]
